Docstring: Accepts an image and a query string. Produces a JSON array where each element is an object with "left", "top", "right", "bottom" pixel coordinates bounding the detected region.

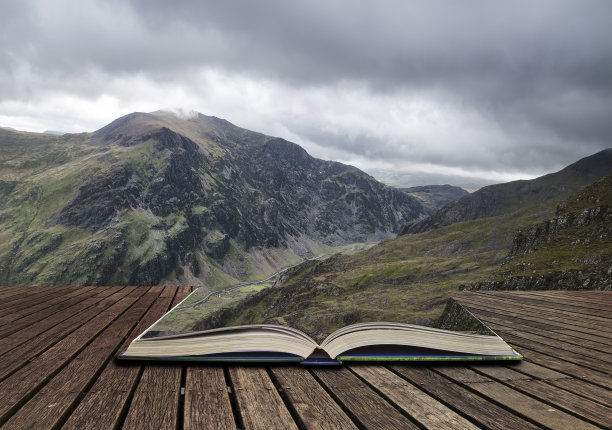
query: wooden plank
[
  {"left": 0, "top": 286, "right": 115, "bottom": 355},
  {"left": 525, "top": 291, "right": 612, "bottom": 307},
  {"left": 478, "top": 320, "right": 612, "bottom": 365},
  {"left": 471, "top": 294, "right": 612, "bottom": 332},
  {"left": 547, "top": 378, "right": 612, "bottom": 408},
  {"left": 0, "top": 286, "right": 29, "bottom": 300},
  {"left": 508, "top": 379, "right": 612, "bottom": 428},
  {"left": 0, "top": 286, "right": 74, "bottom": 313},
  {"left": 0, "top": 287, "right": 158, "bottom": 429},
  {"left": 477, "top": 292, "right": 612, "bottom": 324},
  {"left": 0, "top": 286, "right": 83, "bottom": 322},
  {"left": 456, "top": 295, "right": 612, "bottom": 336},
  {"left": 64, "top": 286, "right": 192, "bottom": 429},
  {"left": 120, "top": 287, "right": 189, "bottom": 430},
  {"left": 184, "top": 367, "right": 235, "bottom": 430},
  {"left": 0, "top": 287, "right": 97, "bottom": 334},
  {"left": 510, "top": 345, "right": 612, "bottom": 389},
  {"left": 455, "top": 296, "right": 612, "bottom": 340},
  {"left": 431, "top": 365, "right": 494, "bottom": 383},
  {"left": 469, "top": 363, "right": 534, "bottom": 382},
  {"left": 0, "top": 287, "right": 134, "bottom": 381},
  {"left": 122, "top": 364, "right": 182, "bottom": 430},
  {"left": 350, "top": 365, "right": 479, "bottom": 429},
  {"left": 62, "top": 288, "right": 176, "bottom": 430},
  {"left": 466, "top": 311, "right": 612, "bottom": 354},
  {"left": 548, "top": 327, "right": 612, "bottom": 347},
  {"left": 390, "top": 365, "right": 539, "bottom": 430},
  {"left": 465, "top": 381, "right": 600, "bottom": 429},
  {"left": 0, "top": 287, "right": 143, "bottom": 422},
  {"left": 479, "top": 290, "right": 612, "bottom": 306},
  {"left": 492, "top": 330, "right": 611, "bottom": 374},
  {"left": 269, "top": 366, "right": 358, "bottom": 429},
  {"left": 469, "top": 305, "right": 612, "bottom": 348},
  {"left": 467, "top": 364, "right": 532, "bottom": 382},
  {"left": 482, "top": 291, "right": 612, "bottom": 316},
  {"left": 0, "top": 286, "right": 77, "bottom": 315},
  {"left": 312, "top": 366, "right": 419, "bottom": 429},
  {"left": 171, "top": 285, "right": 192, "bottom": 306},
  {"left": 229, "top": 366, "right": 298, "bottom": 430},
  {"left": 502, "top": 360, "right": 570, "bottom": 380}
]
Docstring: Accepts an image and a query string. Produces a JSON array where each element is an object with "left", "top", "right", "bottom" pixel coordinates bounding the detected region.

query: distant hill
[
  {"left": 400, "top": 148, "right": 612, "bottom": 235},
  {"left": 401, "top": 184, "right": 468, "bottom": 212},
  {"left": 0, "top": 111, "right": 430, "bottom": 287}
]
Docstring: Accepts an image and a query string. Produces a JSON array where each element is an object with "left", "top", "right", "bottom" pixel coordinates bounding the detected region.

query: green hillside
[
  {"left": 0, "top": 111, "right": 429, "bottom": 287},
  {"left": 469, "top": 174, "right": 612, "bottom": 290},
  {"left": 190, "top": 171, "right": 611, "bottom": 341}
]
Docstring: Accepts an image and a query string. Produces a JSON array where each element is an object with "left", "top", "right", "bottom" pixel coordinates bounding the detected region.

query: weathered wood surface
[{"left": 0, "top": 287, "right": 609, "bottom": 429}]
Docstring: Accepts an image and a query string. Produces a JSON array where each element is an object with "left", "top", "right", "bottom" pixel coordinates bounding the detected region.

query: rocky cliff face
[
  {"left": 400, "top": 148, "right": 612, "bottom": 235},
  {"left": 0, "top": 111, "right": 428, "bottom": 287},
  {"left": 460, "top": 175, "right": 612, "bottom": 291},
  {"left": 509, "top": 206, "right": 612, "bottom": 257}
]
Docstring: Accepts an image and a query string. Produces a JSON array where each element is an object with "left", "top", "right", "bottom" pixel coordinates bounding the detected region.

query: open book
[{"left": 119, "top": 289, "right": 522, "bottom": 365}]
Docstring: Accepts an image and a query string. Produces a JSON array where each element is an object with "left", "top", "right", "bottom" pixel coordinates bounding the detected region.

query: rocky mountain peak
[{"left": 0, "top": 111, "right": 430, "bottom": 287}]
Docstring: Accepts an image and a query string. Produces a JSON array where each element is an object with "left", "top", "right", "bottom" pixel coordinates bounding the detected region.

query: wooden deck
[{"left": 0, "top": 287, "right": 610, "bottom": 429}]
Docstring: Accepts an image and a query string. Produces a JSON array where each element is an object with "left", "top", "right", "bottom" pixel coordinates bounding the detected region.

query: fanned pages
[{"left": 119, "top": 288, "right": 522, "bottom": 364}]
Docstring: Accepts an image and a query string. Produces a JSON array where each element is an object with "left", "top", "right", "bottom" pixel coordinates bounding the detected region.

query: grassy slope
[
  {"left": 487, "top": 174, "right": 612, "bottom": 285},
  {"left": 210, "top": 175, "right": 612, "bottom": 342},
  {"left": 200, "top": 199, "right": 558, "bottom": 342},
  {"left": 0, "top": 130, "right": 167, "bottom": 284},
  {"left": 0, "top": 125, "right": 371, "bottom": 288}
]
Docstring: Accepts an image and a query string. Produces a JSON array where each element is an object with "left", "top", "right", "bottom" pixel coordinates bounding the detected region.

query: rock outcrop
[{"left": 460, "top": 175, "right": 612, "bottom": 291}]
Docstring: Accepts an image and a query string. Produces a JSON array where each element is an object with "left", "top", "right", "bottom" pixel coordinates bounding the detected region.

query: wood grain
[
  {"left": 122, "top": 364, "right": 182, "bottom": 430},
  {"left": 270, "top": 366, "right": 357, "bottom": 429},
  {"left": 184, "top": 366, "right": 235, "bottom": 430},
  {"left": 229, "top": 366, "right": 298, "bottom": 430},
  {"left": 0, "top": 287, "right": 156, "bottom": 429},
  {"left": 350, "top": 364, "right": 478, "bottom": 429},
  {"left": 0, "top": 287, "right": 144, "bottom": 421},
  {"left": 312, "top": 366, "right": 418, "bottom": 429},
  {"left": 466, "top": 380, "right": 600, "bottom": 430},
  {"left": 391, "top": 365, "right": 540, "bottom": 430}
]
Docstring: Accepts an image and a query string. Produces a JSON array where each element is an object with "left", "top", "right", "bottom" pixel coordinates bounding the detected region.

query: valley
[{"left": 183, "top": 157, "right": 612, "bottom": 341}]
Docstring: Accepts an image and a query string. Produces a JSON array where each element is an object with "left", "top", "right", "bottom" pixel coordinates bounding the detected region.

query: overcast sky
[{"left": 1, "top": 1, "right": 611, "bottom": 187}]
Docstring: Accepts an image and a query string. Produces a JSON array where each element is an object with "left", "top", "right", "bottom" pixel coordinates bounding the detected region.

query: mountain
[
  {"left": 367, "top": 168, "right": 493, "bottom": 193},
  {"left": 462, "top": 174, "right": 612, "bottom": 291},
  {"left": 400, "top": 148, "right": 612, "bottom": 235},
  {"left": 0, "top": 111, "right": 429, "bottom": 287},
  {"left": 401, "top": 185, "right": 468, "bottom": 212},
  {"left": 198, "top": 152, "right": 611, "bottom": 339}
]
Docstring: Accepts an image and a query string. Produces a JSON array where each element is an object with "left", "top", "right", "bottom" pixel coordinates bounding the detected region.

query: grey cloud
[{"left": 1, "top": 0, "right": 611, "bottom": 180}]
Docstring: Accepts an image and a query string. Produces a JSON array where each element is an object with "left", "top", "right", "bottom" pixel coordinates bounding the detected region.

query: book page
[{"left": 140, "top": 282, "right": 494, "bottom": 343}]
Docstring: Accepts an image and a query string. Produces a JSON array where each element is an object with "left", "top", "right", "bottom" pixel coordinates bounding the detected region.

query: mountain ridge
[
  {"left": 0, "top": 111, "right": 431, "bottom": 287},
  {"left": 400, "top": 148, "right": 612, "bottom": 235},
  {"left": 204, "top": 160, "right": 611, "bottom": 340}
]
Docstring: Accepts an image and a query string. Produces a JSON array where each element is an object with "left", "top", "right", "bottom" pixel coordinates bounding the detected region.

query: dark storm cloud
[{"left": 1, "top": 0, "right": 611, "bottom": 179}]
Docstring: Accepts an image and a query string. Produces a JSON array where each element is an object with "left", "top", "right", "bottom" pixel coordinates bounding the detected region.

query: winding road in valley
[{"left": 173, "top": 253, "right": 330, "bottom": 311}]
